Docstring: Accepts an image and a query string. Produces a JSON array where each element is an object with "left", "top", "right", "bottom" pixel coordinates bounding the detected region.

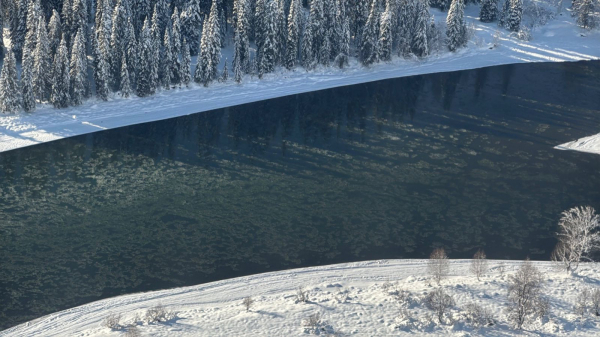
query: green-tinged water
[{"left": 1, "top": 61, "right": 600, "bottom": 329}]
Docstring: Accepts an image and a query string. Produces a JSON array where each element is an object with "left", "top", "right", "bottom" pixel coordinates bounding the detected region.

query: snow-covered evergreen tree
[
  {"left": 310, "top": 0, "right": 326, "bottom": 64},
  {"left": 137, "top": 18, "right": 155, "bottom": 97},
  {"left": 110, "top": 0, "right": 128, "bottom": 91},
  {"left": 508, "top": 0, "right": 523, "bottom": 32},
  {"left": 334, "top": 0, "right": 350, "bottom": 68},
  {"left": 499, "top": 0, "right": 510, "bottom": 28},
  {"left": 33, "top": 18, "right": 52, "bottom": 102},
  {"left": 285, "top": 0, "right": 301, "bottom": 69},
  {"left": 69, "top": 29, "right": 86, "bottom": 106},
  {"left": 161, "top": 28, "right": 173, "bottom": 89},
  {"left": 24, "top": 0, "right": 42, "bottom": 60},
  {"left": 62, "top": 0, "right": 72, "bottom": 41},
  {"left": 350, "top": 0, "right": 369, "bottom": 52},
  {"left": 447, "top": 0, "right": 467, "bottom": 52},
  {"left": 259, "top": 0, "right": 278, "bottom": 77},
  {"left": 302, "top": 14, "right": 316, "bottom": 70},
  {"left": 95, "top": 32, "right": 111, "bottom": 100},
  {"left": 196, "top": 0, "right": 222, "bottom": 86},
  {"left": 233, "top": 33, "right": 243, "bottom": 83},
  {"left": 0, "top": 50, "right": 21, "bottom": 113},
  {"left": 480, "top": 0, "right": 498, "bottom": 22},
  {"left": 182, "top": 0, "right": 203, "bottom": 55},
  {"left": 0, "top": 3, "right": 4, "bottom": 60},
  {"left": 221, "top": 59, "right": 229, "bottom": 82},
  {"left": 171, "top": 8, "right": 183, "bottom": 85},
  {"left": 276, "top": 0, "right": 287, "bottom": 65},
  {"left": 181, "top": 38, "right": 191, "bottom": 87},
  {"left": 71, "top": 0, "right": 88, "bottom": 46},
  {"left": 120, "top": 53, "right": 132, "bottom": 98},
  {"left": 360, "top": 0, "right": 379, "bottom": 66},
  {"left": 51, "top": 35, "right": 71, "bottom": 108},
  {"left": 576, "top": 0, "right": 598, "bottom": 29},
  {"left": 11, "top": 0, "right": 28, "bottom": 60},
  {"left": 235, "top": 0, "right": 251, "bottom": 72},
  {"left": 48, "top": 9, "right": 62, "bottom": 56},
  {"left": 378, "top": 1, "right": 394, "bottom": 62},
  {"left": 412, "top": 0, "right": 430, "bottom": 57},
  {"left": 125, "top": 17, "right": 138, "bottom": 90},
  {"left": 151, "top": 5, "right": 161, "bottom": 91},
  {"left": 21, "top": 54, "right": 36, "bottom": 112}
]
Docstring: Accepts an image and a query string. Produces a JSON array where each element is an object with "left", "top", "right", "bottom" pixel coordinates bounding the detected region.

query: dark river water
[{"left": 1, "top": 61, "right": 600, "bottom": 329}]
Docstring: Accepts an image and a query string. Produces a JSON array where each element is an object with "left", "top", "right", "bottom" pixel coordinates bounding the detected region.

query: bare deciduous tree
[
  {"left": 242, "top": 296, "right": 254, "bottom": 312},
  {"left": 551, "top": 206, "right": 600, "bottom": 275},
  {"left": 470, "top": 249, "right": 488, "bottom": 281},
  {"left": 505, "top": 260, "right": 548, "bottom": 329},
  {"left": 427, "top": 248, "right": 450, "bottom": 285},
  {"left": 295, "top": 286, "right": 309, "bottom": 303},
  {"left": 102, "top": 313, "right": 122, "bottom": 330},
  {"left": 424, "top": 287, "right": 455, "bottom": 324}
]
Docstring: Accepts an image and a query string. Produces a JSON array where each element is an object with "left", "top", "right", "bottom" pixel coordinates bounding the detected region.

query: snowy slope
[
  {"left": 1, "top": 5, "right": 599, "bottom": 153},
  {"left": 556, "top": 133, "right": 600, "bottom": 155},
  {"left": 2, "top": 259, "right": 599, "bottom": 336}
]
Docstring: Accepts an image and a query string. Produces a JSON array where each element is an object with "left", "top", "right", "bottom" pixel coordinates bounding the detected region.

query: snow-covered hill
[
  {"left": 2, "top": 259, "right": 599, "bottom": 336},
  {"left": 1, "top": 4, "right": 599, "bottom": 154}
]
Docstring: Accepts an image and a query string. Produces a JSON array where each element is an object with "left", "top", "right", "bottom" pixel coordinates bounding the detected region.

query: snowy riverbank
[
  {"left": 1, "top": 5, "right": 599, "bottom": 154},
  {"left": 556, "top": 133, "right": 600, "bottom": 155},
  {"left": 2, "top": 259, "right": 599, "bottom": 336}
]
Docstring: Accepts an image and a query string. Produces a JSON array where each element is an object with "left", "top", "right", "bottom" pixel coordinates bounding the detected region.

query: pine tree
[
  {"left": 69, "top": 29, "right": 86, "bottom": 106},
  {"left": 301, "top": 14, "right": 316, "bottom": 70},
  {"left": 137, "top": 18, "right": 155, "bottom": 97},
  {"left": 182, "top": 0, "right": 203, "bottom": 55},
  {"left": 259, "top": 0, "right": 278, "bottom": 77},
  {"left": 161, "top": 28, "right": 173, "bottom": 89},
  {"left": 33, "top": 18, "right": 52, "bottom": 102},
  {"left": 11, "top": 0, "right": 28, "bottom": 60},
  {"left": 110, "top": 0, "right": 128, "bottom": 91},
  {"left": 221, "top": 59, "right": 229, "bottom": 82},
  {"left": 378, "top": 2, "right": 394, "bottom": 62},
  {"left": 480, "top": 0, "right": 499, "bottom": 22},
  {"left": 196, "top": 0, "right": 221, "bottom": 86},
  {"left": 360, "top": 0, "right": 379, "bottom": 66},
  {"left": 412, "top": 0, "right": 430, "bottom": 57},
  {"left": 233, "top": 33, "right": 243, "bottom": 83},
  {"left": 171, "top": 7, "right": 183, "bottom": 84},
  {"left": 508, "top": 0, "right": 523, "bottom": 32},
  {"left": 181, "top": 38, "right": 191, "bottom": 87},
  {"left": 235, "top": 0, "right": 251, "bottom": 72},
  {"left": 310, "top": 0, "right": 325, "bottom": 64},
  {"left": 51, "top": 35, "right": 71, "bottom": 108},
  {"left": 21, "top": 54, "right": 36, "bottom": 112},
  {"left": 25, "top": 0, "right": 42, "bottom": 60},
  {"left": 499, "top": 0, "right": 511, "bottom": 28},
  {"left": 125, "top": 17, "right": 138, "bottom": 91},
  {"left": 0, "top": 50, "right": 21, "bottom": 113},
  {"left": 285, "top": 0, "right": 301, "bottom": 69},
  {"left": 120, "top": 53, "right": 132, "bottom": 98},
  {"left": 397, "top": 0, "right": 414, "bottom": 57},
  {"left": 334, "top": 0, "right": 350, "bottom": 68},
  {"left": 350, "top": 0, "right": 369, "bottom": 52},
  {"left": 61, "top": 0, "right": 72, "bottom": 42},
  {"left": 95, "top": 32, "right": 111, "bottom": 100},
  {"left": 48, "top": 9, "right": 62, "bottom": 56},
  {"left": 71, "top": 0, "right": 88, "bottom": 46},
  {"left": 447, "top": 0, "right": 467, "bottom": 52}
]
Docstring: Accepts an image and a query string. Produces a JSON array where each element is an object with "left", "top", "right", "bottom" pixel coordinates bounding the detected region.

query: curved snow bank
[
  {"left": 556, "top": 133, "right": 600, "bottom": 155},
  {"left": 1, "top": 7, "right": 600, "bottom": 153},
  {"left": 2, "top": 259, "right": 599, "bottom": 336}
]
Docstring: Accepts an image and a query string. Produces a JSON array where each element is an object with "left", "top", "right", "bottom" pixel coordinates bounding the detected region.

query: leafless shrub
[
  {"left": 102, "top": 313, "right": 122, "bottom": 330},
  {"left": 295, "top": 286, "right": 309, "bottom": 303},
  {"left": 303, "top": 312, "right": 324, "bottom": 335},
  {"left": 242, "top": 296, "right": 255, "bottom": 312},
  {"left": 551, "top": 206, "right": 600, "bottom": 275},
  {"left": 516, "top": 27, "right": 532, "bottom": 41},
  {"left": 470, "top": 249, "right": 488, "bottom": 281},
  {"left": 505, "top": 260, "right": 548, "bottom": 329},
  {"left": 425, "top": 287, "right": 455, "bottom": 324},
  {"left": 592, "top": 288, "right": 600, "bottom": 316},
  {"left": 124, "top": 326, "right": 142, "bottom": 337},
  {"left": 144, "top": 304, "right": 174, "bottom": 323},
  {"left": 574, "top": 288, "right": 591, "bottom": 317},
  {"left": 524, "top": 0, "right": 556, "bottom": 28},
  {"left": 464, "top": 302, "right": 495, "bottom": 327},
  {"left": 492, "top": 30, "right": 502, "bottom": 48},
  {"left": 427, "top": 248, "right": 450, "bottom": 285}
]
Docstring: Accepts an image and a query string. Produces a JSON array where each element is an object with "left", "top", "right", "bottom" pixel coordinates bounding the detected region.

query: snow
[
  {"left": 1, "top": 5, "right": 599, "bottom": 153},
  {"left": 2, "top": 259, "right": 600, "bottom": 336},
  {"left": 556, "top": 133, "right": 600, "bottom": 155}
]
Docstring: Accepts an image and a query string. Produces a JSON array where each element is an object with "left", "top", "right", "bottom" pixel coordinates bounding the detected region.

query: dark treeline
[{"left": 0, "top": 0, "right": 557, "bottom": 114}]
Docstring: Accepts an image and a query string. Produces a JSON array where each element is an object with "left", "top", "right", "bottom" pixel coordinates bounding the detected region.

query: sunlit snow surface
[
  {"left": 2, "top": 260, "right": 600, "bottom": 336},
  {"left": 1, "top": 6, "right": 599, "bottom": 153}
]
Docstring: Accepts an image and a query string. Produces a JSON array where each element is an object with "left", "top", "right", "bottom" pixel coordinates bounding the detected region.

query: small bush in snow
[
  {"left": 144, "top": 304, "right": 174, "bottom": 323},
  {"left": 505, "top": 259, "right": 548, "bottom": 329},
  {"left": 302, "top": 312, "right": 324, "bottom": 335},
  {"left": 242, "top": 296, "right": 255, "bottom": 312},
  {"left": 470, "top": 249, "right": 489, "bottom": 281},
  {"left": 296, "top": 286, "right": 309, "bottom": 303},
  {"left": 427, "top": 248, "right": 450, "bottom": 285},
  {"left": 425, "top": 287, "right": 456, "bottom": 324},
  {"left": 124, "top": 326, "right": 141, "bottom": 337},
  {"left": 464, "top": 302, "right": 495, "bottom": 327},
  {"left": 574, "top": 288, "right": 591, "bottom": 317},
  {"left": 515, "top": 26, "right": 532, "bottom": 41},
  {"left": 102, "top": 313, "right": 122, "bottom": 330}
]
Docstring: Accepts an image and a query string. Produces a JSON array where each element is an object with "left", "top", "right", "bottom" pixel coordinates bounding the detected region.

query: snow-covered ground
[
  {"left": 2, "top": 259, "right": 599, "bottom": 336},
  {"left": 1, "top": 4, "right": 599, "bottom": 153}
]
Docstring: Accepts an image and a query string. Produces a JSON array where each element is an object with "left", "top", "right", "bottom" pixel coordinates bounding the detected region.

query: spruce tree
[
  {"left": 70, "top": 29, "right": 88, "bottom": 106},
  {"left": 33, "top": 18, "right": 52, "bottom": 102},
  {"left": 62, "top": 0, "right": 72, "bottom": 42},
  {"left": 182, "top": 0, "right": 203, "bottom": 55},
  {"left": 577, "top": 0, "right": 598, "bottom": 30},
  {"left": 508, "top": 0, "right": 523, "bottom": 32},
  {"left": 233, "top": 33, "right": 243, "bottom": 83},
  {"left": 196, "top": 1, "right": 221, "bottom": 86},
  {"left": 480, "top": 0, "right": 499, "bottom": 22},
  {"left": 171, "top": 8, "right": 183, "bottom": 84},
  {"left": 21, "top": 55, "right": 36, "bottom": 112},
  {"left": 120, "top": 53, "right": 132, "bottom": 98},
  {"left": 0, "top": 3, "right": 4, "bottom": 60},
  {"left": 161, "top": 28, "right": 173, "bottom": 89},
  {"left": 48, "top": 9, "right": 62, "bottom": 56},
  {"left": 51, "top": 35, "right": 71, "bottom": 108},
  {"left": 25, "top": 0, "right": 42, "bottom": 60},
  {"left": 310, "top": 0, "right": 325, "bottom": 64},
  {"left": 499, "top": 0, "right": 511, "bottom": 28},
  {"left": 235, "top": 0, "right": 251, "bottom": 72},
  {"left": 334, "top": 0, "right": 350, "bottom": 68},
  {"left": 71, "top": 0, "right": 88, "bottom": 46},
  {"left": 412, "top": 0, "right": 430, "bottom": 58},
  {"left": 351, "top": 0, "right": 369, "bottom": 53},
  {"left": 301, "top": 14, "right": 316, "bottom": 70},
  {"left": 125, "top": 17, "right": 138, "bottom": 90},
  {"left": 396, "top": 0, "right": 414, "bottom": 57},
  {"left": 221, "top": 59, "right": 229, "bottom": 82},
  {"left": 285, "top": 0, "right": 301, "bottom": 69},
  {"left": 11, "top": 0, "right": 27, "bottom": 60},
  {"left": 378, "top": 2, "right": 394, "bottom": 62},
  {"left": 181, "top": 38, "right": 191, "bottom": 87},
  {"left": 95, "top": 32, "right": 111, "bottom": 101},
  {"left": 0, "top": 50, "right": 21, "bottom": 113},
  {"left": 259, "top": 0, "right": 278, "bottom": 77},
  {"left": 360, "top": 0, "right": 379, "bottom": 66},
  {"left": 447, "top": 0, "right": 467, "bottom": 52},
  {"left": 137, "top": 18, "right": 155, "bottom": 97}
]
